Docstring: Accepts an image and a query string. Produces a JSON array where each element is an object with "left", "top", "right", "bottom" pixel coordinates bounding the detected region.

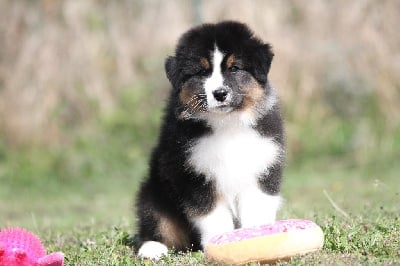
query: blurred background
[{"left": 0, "top": 0, "right": 399, "bottom": 229}]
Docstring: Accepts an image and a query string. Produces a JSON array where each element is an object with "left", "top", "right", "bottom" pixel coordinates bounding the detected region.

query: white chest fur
[{"left": 188, "top": 116, "right": 280, "bottom": 211}]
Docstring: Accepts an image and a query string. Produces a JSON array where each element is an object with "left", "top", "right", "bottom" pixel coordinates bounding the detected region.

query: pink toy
[
  {"left": 205, "top": 219, "right": 324, "bottom": 265},
  {"left": 0, "top": 227, "right": 64, "bottom": 266}
]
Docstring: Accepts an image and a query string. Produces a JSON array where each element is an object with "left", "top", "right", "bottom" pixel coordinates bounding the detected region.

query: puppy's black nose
[{"left": 213, "top": 88, "right": 228, "bottom": 102}]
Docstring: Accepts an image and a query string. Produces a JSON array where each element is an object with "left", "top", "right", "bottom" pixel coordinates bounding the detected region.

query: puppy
[{"left": 135, "top": 21, "right": 285, "bottom": 259}]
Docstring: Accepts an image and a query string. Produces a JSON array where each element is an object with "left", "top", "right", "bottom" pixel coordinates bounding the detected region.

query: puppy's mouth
[{"left": 208, "top": 104, "right": 234, "bottom": 113}]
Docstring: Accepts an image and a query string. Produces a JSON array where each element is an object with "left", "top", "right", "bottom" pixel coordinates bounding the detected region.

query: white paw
[{"left": 137, "top": 241, "right": 168, "bottom": 260}]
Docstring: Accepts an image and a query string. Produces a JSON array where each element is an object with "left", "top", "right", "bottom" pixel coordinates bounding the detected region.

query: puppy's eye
[{"left": 228, "top": 65, "right": 240, "bottom": 72}]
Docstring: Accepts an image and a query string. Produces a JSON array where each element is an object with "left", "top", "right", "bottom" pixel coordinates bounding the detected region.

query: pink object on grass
[
  {"left": 0, "top": 227, "right": 64, "bottom": 266},
  {"left": 208, "top": 219, "right": 318, "bottom": 244}
]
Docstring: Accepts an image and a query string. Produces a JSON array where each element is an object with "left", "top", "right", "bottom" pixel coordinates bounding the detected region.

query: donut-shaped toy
[{"left": 205, "top": 219, "right": 324, "bottom": 265}]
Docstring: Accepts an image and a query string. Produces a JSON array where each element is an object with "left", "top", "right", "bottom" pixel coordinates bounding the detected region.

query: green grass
[
  {"left": 1, "top": 154, "right": 399, "bottom": 265},
  {"left": 1, "top": 88, "right": 399, "bottom": 265}
]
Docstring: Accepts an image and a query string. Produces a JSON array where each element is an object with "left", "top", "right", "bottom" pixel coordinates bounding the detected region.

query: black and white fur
[{"left": 135, "top": 21, "right": 285, "bottom": 259}]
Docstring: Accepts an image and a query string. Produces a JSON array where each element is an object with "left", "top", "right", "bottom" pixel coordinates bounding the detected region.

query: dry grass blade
[{"left": 323, "top": 189, "right": 350, "bottom": 219}]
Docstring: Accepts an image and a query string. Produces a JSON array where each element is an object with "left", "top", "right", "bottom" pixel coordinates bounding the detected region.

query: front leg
[
  {"left": 192, "top": 201, "right": 235, "bottom": 247},
  {"left": 238, "top": 187, "right": 281, "bottom": 227},
  {"left": 180, "top": 175, "right": 234, "bottom": 248},
  {"left": 238, "top": 164, "right": 283, "bottom": 227}
]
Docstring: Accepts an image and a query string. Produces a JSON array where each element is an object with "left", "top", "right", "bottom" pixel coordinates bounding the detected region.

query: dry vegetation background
[
  {"left": 1, "top": 3, "right": 399, "bottom": 263},
  {"left": 0, "top": 0, "right": 399, "bottom": 167}
]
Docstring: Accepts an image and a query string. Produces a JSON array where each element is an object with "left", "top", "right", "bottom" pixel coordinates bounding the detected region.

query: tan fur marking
[
  {"left": 226, "top": 54, "right": 235, "bottom": 69},
  {"left": 200, "top": 57, "right": 210, "bottom": 70},
  {"left": 159, "top": 215, "right": 190, "bottom": 250},
  {"left": 179, "top": 84, "right": 192, "bottom": 105},
  {"left": 241, "top": 79, "right": 264, "bottom": 112}
]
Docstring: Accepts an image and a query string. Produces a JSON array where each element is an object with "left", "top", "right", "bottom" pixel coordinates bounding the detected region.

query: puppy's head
[{"left": 166, "top": 21, "right": 274, "bottom": 120}]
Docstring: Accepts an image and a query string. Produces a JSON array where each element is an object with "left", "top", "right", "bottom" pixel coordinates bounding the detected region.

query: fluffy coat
[{"left": 135, "top": 21, "right": 285, "bottom": 259}]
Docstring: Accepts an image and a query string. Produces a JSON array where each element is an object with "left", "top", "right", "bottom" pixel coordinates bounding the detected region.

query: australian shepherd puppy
[{"left": 136, "top": 21, "right": 285, "bottom": 259}]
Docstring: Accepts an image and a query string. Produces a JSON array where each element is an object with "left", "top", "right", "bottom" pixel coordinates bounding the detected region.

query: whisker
[
  {"left": 180, "top": 93, "right": 209, "bottom": 119},
  {"left": 192, "top": 100, "right": 206, "bottom": 112},
  {"left": 185, "top": 94, "right": 207, "bottom": 105},
  {"left": 186, "top": 96, "right": 200, "bottom": 105},
  {"left": 188, "top": 101, "right": 200, "bottom": 111}
]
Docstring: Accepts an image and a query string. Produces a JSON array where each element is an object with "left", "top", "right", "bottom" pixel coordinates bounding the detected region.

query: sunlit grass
[
  {"left": 1, "top": 85, "right": 399, "bottom": 264},
  {"left": 1, "top": 151, "right": 399, "bottom": 265}
]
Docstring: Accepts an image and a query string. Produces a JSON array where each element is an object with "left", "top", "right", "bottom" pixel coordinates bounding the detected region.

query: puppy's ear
[
  {"left": 253, "top": 44, "right": 274, "bottom": 85},
  {"left": 165, "top": 56, "right": 179, "bottom": 88},
  {"left": 261, "top": 44, "right": 274, "bottom": 75}
]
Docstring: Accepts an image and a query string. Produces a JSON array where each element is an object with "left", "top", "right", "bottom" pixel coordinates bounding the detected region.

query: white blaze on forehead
[{"left": 204, "top": 47, "right": 225, "bottom": 107}]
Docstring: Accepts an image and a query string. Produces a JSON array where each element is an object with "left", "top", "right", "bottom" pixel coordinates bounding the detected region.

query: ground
[{"left": 1, "top": 155, "right": 399, "bottom": 265}]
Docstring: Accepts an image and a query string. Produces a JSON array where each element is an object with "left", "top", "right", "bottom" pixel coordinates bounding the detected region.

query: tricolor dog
[{"left": 135, "top": 21, "right": 285, "bottom": 259}]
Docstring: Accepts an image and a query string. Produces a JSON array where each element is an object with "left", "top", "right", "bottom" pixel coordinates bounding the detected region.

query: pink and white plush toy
[{"left": 0, "top": 227, "right": 64, "bottom": 266}]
